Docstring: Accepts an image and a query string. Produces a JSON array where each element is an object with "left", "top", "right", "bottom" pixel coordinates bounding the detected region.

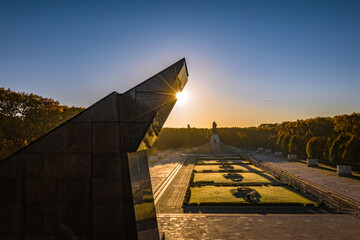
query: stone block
[
  {"left": 93, "top": 178, "right": 123, "bottom": 203},
  {"left": 68, "top": 122, "right": 92, "bottom": 153},
  {"left": 337, "top": 165, "right": 352, "bottom": 177},
  {"left": 0, "top": 203, "right": 23, "bottom": 233},
  {"left": 57, "top": 203, "right": 91, "bottom": 235},
  {"left": 69, "top": 154, "right": 91, "bottom": 177},
  {"left": 93, "top": 153, "right": 122, "bottom": 177},
  {"left": 265, "top": 149, "right": 272, "bottom": 153},
  {"left": 16, "top": 154, "right": 26, "bottom": 177},
  {"left": 274, "top": 151, "right": 282, "bottom": 156},
  {"left": 91, "top": 93, "right": 118, "bottom": 122},
  {"left": 287, "top": 154, "right": 297, "bottom": 160},
  {"left": 43, "top": 178, "right": 57, "bottom": 202},
  {"left": 25, "top": 203, "right": 44, "bottom": 234},
  {"left": 93, "top": 203, "right": 125, "bottom": 235},
  {"left": 25, "top": 154, "right": 44, "bottom": 177},
  {"left": 307, "top": 158, "right": 318, "bottom": 167},
  {"left": 25, "top": 178, "right": 44, "bottom": 202},
  {"left": 25, "top": 178, "right": 56, "bottom": 202},
  {"left": 56, "top": 178, "right": 91, "bottom": 202},
  {"left": 23, "top": 125, "right": 69, "bottom": 154},
  {"left": 257, "top": 147, "right": 264, "bottom": 152},
  {"left": 44, "top": 154, "right": 69, "bottom": 178},
  {"left": 0, "top": 235, "right": 23, "bottom": 240},
  {"left": 0, "top": 157, "right": 17, "bottom": 177},
  {"left": 0, "top": 178, "right": 22, "bottom": 202},
  {"left": 70, "top": 93, "right": 118, "bottom": 123},
  {"left": 43, "top": 203, "right": 56, "bottom": 234},
  {"left": 44, "top": 203, "right": 91, "bottom": 235},
  {"left": 125, "top": 121, "right": 151, "bottom": 152},
  {"left": 93, "top": 123, "right": 119, "bottom": 153}
]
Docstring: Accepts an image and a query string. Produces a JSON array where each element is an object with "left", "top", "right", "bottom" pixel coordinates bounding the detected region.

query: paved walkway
[
  {"left": 156, "top": 157, "right": 196, "bottom": 213},
  {"left": 157, "top": 213, "right": 360, "bottom": 240},
  {"left": 250, "top": 153, "right": 360, "bottom": 203},
  {"left": 151, "top": 151, "right": 360, "bottom": 239},
  {"left": 149, "top": 151, "right": 183, "bottom": 192}
]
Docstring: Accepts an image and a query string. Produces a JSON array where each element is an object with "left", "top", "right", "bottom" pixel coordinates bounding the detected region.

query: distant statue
[{"left": 212, "top": 121, "right": 217, "bottom": 134}]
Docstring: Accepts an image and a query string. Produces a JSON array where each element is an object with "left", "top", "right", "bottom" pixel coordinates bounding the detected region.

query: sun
[{"left": 176, "top": 90, "right": 189, "bottom": 105}]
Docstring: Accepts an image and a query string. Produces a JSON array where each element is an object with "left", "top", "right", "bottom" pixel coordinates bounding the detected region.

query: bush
[
  {"left": 289, "top": 136, "right": 306, "bottom": 158},
  {"left": 281, "top": 134, "right": 291, "bottom": 154},
  {"left": 329, "top": 134, "right": 350, "bottom": 164},
  {"left": 306, "top": 137, "right": 326, "bottom": 159},
  {"left": 342, "top": 135, "right": 360, "bottom": 167}
]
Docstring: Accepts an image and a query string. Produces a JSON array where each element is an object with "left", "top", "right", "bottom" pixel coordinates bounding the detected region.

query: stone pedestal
[
  {"left": 257, "top": 147, "right": 264, "bottom": 152},
  {"left": 210, "top": 134, "right": 221, "bottom": 154},
  {"left": 337, "top": 165, "right": 352, "bottom": 177},
  {"left": 288, "top": 154, "right": 297, "bottom": 160},
  {"left": 307, "top": 158, "right": 318, "bottom": 167},
  {"left": 274, "top": 151, "right": 282, "bottom": 156},
  {"left": 265, "top": 149, "right": 272, "bottom": 153}
]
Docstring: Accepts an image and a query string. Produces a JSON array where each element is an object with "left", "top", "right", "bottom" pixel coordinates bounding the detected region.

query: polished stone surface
[
  {"left": 0, "top": 59, "right": 189, "bottom": 239},
  {"left": 157, "top": 213, "right": 360, "bottom": 240}
]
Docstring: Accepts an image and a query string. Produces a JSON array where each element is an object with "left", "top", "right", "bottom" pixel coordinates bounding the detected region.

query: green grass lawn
[
  {"left": 134, "top": 202, "right": 156, "bottom": 220},
  {"left": 196, "top": 159, "right": 248, "bottom": 165},
  {"left": 192, "top": 172, "right": 280, "bottom": 184},
  {"left": 197, "top": 156, "right": 242, "bottom": 160},
  {"left": 194, "top": 164, "right": 263, "bottom": 172},
  {"left": 187, "top": 185, "right": 318, "bottom": 206}
]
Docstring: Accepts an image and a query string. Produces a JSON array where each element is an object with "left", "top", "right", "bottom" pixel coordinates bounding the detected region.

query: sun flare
[{"left": 176, "top": 90, "right": 189, "bottom": 105}]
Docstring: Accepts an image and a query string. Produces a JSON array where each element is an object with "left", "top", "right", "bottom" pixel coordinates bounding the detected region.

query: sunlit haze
[
  {"left": 176, "top": 90, "right": 189, "bottom": 106},
  {"left": 1, "top": 1, "right": 359, "bottom": 128}
]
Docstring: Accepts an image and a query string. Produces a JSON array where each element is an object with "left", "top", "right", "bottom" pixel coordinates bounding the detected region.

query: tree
[
  {"left": 306, "top": 137, "right": 326, "bottom": 159},
  {"left": 341, "top": 135, "right": 360, "bottom": 167},
  {"left": 333, "top": 113, "right": 360, "bottom": 135},
  {"left": 329, "top": 134, "right": 350, "bottom": 164},
  {"left": 0, "top": 87, "right": 84, "bottom": 160},
  {"left": 289, "top": 136, "right": 306, "bottom": 158},
  {"left": 281, "top": 134, "right": 291, "bottom": 154}
]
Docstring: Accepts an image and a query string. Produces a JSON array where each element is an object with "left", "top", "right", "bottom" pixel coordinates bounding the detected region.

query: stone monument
[
  {"left": 210, "top": 121, "right": 221, "bottom": 154},
  {"left": 0, "top": 58, "right": 188, "bottom": 240}
]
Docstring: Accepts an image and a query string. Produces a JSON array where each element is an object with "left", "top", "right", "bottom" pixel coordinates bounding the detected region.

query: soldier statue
[{"left": 212, "top": 121, "right": 217, "bottom": 134}]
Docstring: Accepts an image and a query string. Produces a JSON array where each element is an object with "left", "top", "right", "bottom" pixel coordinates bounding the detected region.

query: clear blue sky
[{"left": 1, "top": 0, "right": 359, "bottom": 127}]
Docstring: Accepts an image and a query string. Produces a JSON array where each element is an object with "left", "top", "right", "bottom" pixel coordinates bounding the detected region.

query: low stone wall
[
  {"left": 337, "top": 165, "right": 352, "bottom": 177},
  {"left": 274, "top": 151, "right": 282, "bottom": 156},
  {"left": 307, "top": 159, "right": 318, "bottom": 167}
]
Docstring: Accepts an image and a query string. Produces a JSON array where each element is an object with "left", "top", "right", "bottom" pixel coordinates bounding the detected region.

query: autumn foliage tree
[{"left": 0, "top": 87, "right": 84, "bottom": 160}]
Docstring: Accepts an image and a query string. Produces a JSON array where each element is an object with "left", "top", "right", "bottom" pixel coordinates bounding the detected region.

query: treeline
[
  {"left": 1, "top": 87, "right": 359, "bottom": 168},
  {"left": 153, "top": 124, "right": 277, "bottom": 151},
  {"left": 268, "top": 114, "right": 360, "bottom": 168},
  {"left": 154, "top": 116, "right": 360, "bottom": 168},
  {"left": 0, "top": 87, "right": 84, "bottom": 160}
]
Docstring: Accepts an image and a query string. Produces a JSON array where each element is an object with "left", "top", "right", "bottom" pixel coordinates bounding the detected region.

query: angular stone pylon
[{"left": 0, "top": 58, "right": 188, "bottom": 240}]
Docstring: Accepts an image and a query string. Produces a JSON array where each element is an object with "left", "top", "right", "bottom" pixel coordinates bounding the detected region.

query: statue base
[{"left": 210, "top": 134, "right": 221, "bottom": 154}]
